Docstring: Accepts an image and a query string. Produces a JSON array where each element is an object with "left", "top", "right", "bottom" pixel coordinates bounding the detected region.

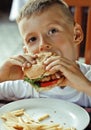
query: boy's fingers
[
  {"left": 44, "top": 56, "right": 60, "bottom": 64},
  {"left": 9, "top": 58, "right": 23, "bottom": 66},
  {"left": 46, "top": 59, "right": 60, "bottom": 70},
  {"left": 22, "top": 54, "right": 37, "bottom": 64},
  {"left": 10, "top": 54, "right": 37, "bottom": 65}
]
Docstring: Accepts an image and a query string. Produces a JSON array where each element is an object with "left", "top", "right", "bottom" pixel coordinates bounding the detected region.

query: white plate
[{"left": 0, "top": 98, "right": 90, "bottom": 130}]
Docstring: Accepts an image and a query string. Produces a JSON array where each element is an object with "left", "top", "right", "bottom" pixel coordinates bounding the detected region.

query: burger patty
[{"left": 40, "top": 72, "right": 62, "bottom": 82}]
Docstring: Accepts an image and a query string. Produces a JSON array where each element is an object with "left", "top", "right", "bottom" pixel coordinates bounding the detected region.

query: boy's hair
[{"left": 16, "top": 0, "right": 74, "bottom": 24}]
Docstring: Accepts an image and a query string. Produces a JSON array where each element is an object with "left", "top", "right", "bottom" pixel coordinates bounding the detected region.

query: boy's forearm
[
  {"left": 0, "top": 62, "right": 9, "bottom": 82},
  {"left": 0, "top": 68, "right": 8, "bottom": 83},
  {"left": 0, "top": 74, "right": 8, "bottom": 83},
  {"left": 0, "top": 72, "right": 6, "bottom": 83}
]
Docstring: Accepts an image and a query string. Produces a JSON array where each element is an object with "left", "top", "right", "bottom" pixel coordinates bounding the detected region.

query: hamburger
[{"left": 24, "top": 52, "right": 64, "bottom": 91}]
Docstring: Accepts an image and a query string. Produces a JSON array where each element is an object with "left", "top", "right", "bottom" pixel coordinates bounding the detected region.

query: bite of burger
[{"left": 24, "top": 52, "right": 64, "bottom": 91}]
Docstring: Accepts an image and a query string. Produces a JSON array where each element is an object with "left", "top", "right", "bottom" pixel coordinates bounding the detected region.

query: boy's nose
[{"left": 39, "top": 42, "right": 51, "bottom": 51}]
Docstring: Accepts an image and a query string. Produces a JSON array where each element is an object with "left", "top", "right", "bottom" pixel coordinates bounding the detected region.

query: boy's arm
[
  {"left": 57, "top": 58, "right": 91, "bottom": 91},
  {"left": 58, "top": 59, "right": 91, "bottom": 96},
  {"left": 0, "top": 58, "right": 24, "bottom": 82},
  {"left": 0, "top": 54, "right": 36, "bottom": 82},
  {"left": 44, "top": 56, "right": 91, "bottom": 96}
]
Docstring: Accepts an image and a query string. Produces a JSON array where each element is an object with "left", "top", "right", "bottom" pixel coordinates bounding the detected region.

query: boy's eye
[
  {"left": 28, "top": 37, "right": 37, "bottom": 43},
  {"left": 48, "top": 28, "right": 58, "bottom": 35}
]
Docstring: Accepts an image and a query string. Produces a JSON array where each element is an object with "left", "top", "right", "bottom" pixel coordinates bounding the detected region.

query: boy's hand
[
  {"left": 0, "top": 54, "right": 37, "bottom": 82},
  {"left": 44, "top": 56, "right": 88, "bottom": 90}
]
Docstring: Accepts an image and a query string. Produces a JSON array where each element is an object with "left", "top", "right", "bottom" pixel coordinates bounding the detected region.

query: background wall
[
  {"left": 0, "top": 0, "right": 12, "bottom": 12},
  {"left": 0, "top": 0, "right": 23, "bottom": 65}
]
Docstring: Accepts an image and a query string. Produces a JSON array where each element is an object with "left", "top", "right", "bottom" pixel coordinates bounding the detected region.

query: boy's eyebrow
[
  {"left": 45, "top": 21, "right": 64, "bottom": 29},
  {"left": 24, "top": 33, "right": 34, "bottom": 42},
  {"left": 46, "top": 20, "right": 63, "bottom": 25}
]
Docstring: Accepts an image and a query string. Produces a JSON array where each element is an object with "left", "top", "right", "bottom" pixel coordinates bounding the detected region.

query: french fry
[
  {"left": 1, "top": 109, "right": 76, "bottom": 130},
  {"left": 42, "top": 124, "right": 60, "bottom": 129},
  {"left": 38, "top": 114, "right": 50, "bottom": 121},
  {"left": 11, "top": 109, "right": 24, "bottom": 116}
]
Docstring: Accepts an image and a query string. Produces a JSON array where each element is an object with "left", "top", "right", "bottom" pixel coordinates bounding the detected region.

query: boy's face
[{"left": 18, "top": 4, "right": 79, "bottom": 61}]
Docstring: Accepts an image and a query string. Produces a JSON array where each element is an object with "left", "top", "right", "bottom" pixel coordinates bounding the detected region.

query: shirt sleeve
[
  {"left": 0, "top": 80, "right": 34, "bottom": 100},
  {"left": 77, "top": 62, "right": 91, "bottom": 80}
]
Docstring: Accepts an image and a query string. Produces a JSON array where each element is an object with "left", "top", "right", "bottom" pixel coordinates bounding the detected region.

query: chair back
[{"left": 65, "top": 0, "right": 91, "bottom": 64}]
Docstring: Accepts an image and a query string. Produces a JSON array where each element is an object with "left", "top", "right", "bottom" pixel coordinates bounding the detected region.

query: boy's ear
[
  {"left": 73, "top": 23, "right": 84, "bottom": 46},
  {"left": 23, "top": 46, "right": 28, "bottom": 53}
]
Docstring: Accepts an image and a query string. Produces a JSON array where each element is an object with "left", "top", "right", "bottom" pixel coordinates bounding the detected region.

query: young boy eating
[{"left": 0, "top": 0, "right": 91, "bottom": 107}]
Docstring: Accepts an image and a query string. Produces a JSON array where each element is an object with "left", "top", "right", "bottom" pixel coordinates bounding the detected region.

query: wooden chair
[{"left": 65, "top": 0, "right": 91, "bottom": 64}]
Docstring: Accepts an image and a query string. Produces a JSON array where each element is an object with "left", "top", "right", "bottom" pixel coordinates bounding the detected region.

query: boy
[{"left": 0, "top": 0, "right": 91, "bottom": 107}]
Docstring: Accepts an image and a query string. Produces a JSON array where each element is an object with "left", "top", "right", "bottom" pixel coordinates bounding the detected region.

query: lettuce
[{"left": 24, "top": 76, "right": 43, "bottom": 89}]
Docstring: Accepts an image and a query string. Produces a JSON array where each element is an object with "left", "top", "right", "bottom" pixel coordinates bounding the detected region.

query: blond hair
[{"left": 16, "top": 0, "right": 74, "bottom": 24}]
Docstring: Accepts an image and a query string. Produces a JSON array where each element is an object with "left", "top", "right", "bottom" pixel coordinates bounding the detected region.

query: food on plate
[
  {"left": 1, "top": 109, "right": 76, "bottom": 130},
  {"left": 24, "top": 52, "right": 64, "bottom": 91},
  {"left": 38, "top": 114, "right": 50, "bottom": 121}
]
